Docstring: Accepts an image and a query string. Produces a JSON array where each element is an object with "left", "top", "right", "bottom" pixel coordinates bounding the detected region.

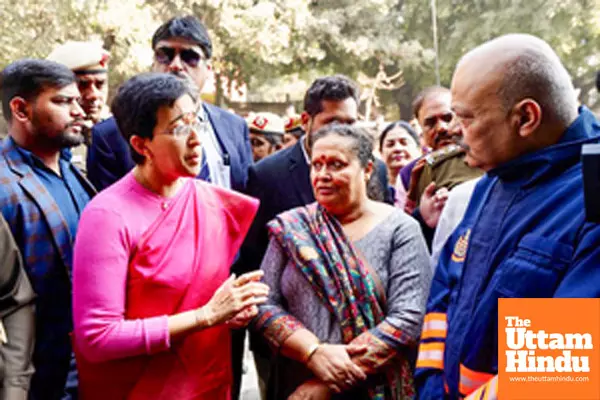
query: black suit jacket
[{"left": 86, "top": 103, "right": 253, "bottom": 192}]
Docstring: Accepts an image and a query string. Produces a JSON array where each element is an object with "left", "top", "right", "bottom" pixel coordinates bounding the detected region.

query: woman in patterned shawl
[{"left": 253, "top": 124, "right": 432, "bottom": 399}]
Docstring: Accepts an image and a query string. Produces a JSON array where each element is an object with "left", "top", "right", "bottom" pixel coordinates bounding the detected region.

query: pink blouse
[{"left": 72, "top": 172, "right": 171, "bottom": 362}]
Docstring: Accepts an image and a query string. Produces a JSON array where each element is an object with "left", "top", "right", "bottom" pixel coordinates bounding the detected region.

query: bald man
[{"left": 415, "top": 34, "right": 600, "bottom": 400}]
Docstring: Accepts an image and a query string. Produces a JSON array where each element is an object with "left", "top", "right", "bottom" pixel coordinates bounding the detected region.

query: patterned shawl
[{"left": 262, "top": 203, "right": 412, "bottom": 399}]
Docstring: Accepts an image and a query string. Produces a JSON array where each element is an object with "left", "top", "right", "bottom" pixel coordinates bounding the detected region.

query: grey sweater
[{"left": 257, "top": 208, "right": 432, "bottom": 399}]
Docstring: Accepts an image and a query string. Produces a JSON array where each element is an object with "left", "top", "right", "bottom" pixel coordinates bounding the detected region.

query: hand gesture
[
  {"left": 202, "top": 271, "right": 269, "bottom": 326},
  {"left": 419, "top": 182, "right": 449, "bottom": 228},
  {"left": 406, "top": 158, "right": 427, "bottom": 204},
  {"left": 306, "top": 343, "right": 367, "bottom": 393},
  {"left": 227, "top": 305, "right": 259, "bottom": 329}
]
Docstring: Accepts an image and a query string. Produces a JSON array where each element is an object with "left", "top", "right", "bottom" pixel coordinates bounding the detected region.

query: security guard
[
  {"left": 406, "top": 89, "right": 483, "bottom": 207},
  {"left": 247, "top": 112, "right": 285, "bottom": 162},
  {"left": 283, "top": 114, "right": 304, "bottom": 149},
  {"left": 47, "top": 41, "right": 111, "bottom": 173},
  {"left": 409, "top": 143, "right": 483, "bottom": 207}
]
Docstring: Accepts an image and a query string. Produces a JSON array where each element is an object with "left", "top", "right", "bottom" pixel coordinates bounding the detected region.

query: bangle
[
  {"left": 194, "top": 307, "right": 211, "bottom": 328},
  {"left": 304, "top": 342, "right": 320, "bottom": 364}
]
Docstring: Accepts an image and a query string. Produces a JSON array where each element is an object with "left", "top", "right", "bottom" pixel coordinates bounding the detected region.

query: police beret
[
  {"left": 47, "top": 41, "right": 110, "bottom": 73},
  {"left": 284, "top": 114, "right": 304, "bottom": 137}
]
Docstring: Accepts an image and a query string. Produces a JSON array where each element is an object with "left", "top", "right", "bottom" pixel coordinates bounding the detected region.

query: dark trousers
[
  {"left": 231, "top": 328, "right": 246, "bottom": 400},
  {"left": 29, "top": 351, "right": 77, "bottom": 400}
]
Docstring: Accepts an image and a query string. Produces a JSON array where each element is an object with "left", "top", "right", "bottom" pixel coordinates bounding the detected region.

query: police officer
[
  {"left": 406, "top": 87, "right": 482, "bottom": 208},
  {"left": 47, "top": 41, "right": 111, "bottom": 125},
  {"left": 247, "top": 112, "right": 285, "bottom": 162},
  {"left": 47, "top": 41, "right": 111, "bottom": 172},
  {"left": 282, "top": 114, "right": 304, "bottom": 149}
]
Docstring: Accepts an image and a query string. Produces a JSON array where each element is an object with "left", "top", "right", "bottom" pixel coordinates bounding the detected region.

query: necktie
[{"left": 198, "top": 146, "right": 211, "bottom": 182}]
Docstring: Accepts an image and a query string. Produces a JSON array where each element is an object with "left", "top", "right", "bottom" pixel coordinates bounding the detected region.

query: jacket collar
[
  {"left": 488, "top": 107, "right": 600, "bottom": 187},
  {"left": 288, "top": 140, "right": 315, "bottom": 204}
]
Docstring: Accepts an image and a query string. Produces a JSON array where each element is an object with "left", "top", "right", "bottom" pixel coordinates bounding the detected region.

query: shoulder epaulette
[{"left": 425, "top": 144, "right": 463, "bottom": 167}]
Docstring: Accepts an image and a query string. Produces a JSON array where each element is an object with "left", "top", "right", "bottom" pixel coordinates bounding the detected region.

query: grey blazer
[{"left": 0, "top": 215, "right": 35, "bottom": 400}]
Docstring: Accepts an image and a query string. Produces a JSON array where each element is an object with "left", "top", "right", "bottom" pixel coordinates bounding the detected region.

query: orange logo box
[{"left": 498, "top": 298, "right": 600, "bottom": 400}]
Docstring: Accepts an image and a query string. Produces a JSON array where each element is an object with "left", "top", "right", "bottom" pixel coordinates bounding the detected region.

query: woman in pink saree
[{"left": 72, "top": 73, "right": 268, "bottom": 399}]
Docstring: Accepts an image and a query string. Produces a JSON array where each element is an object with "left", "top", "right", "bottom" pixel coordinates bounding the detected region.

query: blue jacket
[
  {"left": 416, "top": 108, "right": 600, "bottom": 399},
  {"left": 86, "top": 103, "right": 253, "bottom": 192},
  {"left": 0, "top": 137, "right": 96, "bottom": 399}
]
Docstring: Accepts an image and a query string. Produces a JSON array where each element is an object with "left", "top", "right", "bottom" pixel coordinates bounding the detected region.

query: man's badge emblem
[{"left": 451, "top": 229, "right": 471, "bottom": 263}]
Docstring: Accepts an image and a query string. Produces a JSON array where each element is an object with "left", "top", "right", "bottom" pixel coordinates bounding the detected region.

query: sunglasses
[{"left": 154, "top": 47, "right": 205, "bottom": 68}]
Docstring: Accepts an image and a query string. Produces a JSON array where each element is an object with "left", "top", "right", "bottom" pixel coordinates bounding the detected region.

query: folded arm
[{"left": 350, "top": 218, "right": 432, "bottom": 374}]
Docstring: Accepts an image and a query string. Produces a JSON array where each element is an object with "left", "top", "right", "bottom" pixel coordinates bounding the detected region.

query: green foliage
[{"left": 0, "top": 0, "right": 598, "bottom": 118}]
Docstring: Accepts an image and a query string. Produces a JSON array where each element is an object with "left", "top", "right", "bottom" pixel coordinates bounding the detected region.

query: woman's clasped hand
[
  {"left": 199, "top": 270, "right": 269, "bottom": 327},
  {"left": 306, "top": 343, "right": 368, "bottom": 393}
]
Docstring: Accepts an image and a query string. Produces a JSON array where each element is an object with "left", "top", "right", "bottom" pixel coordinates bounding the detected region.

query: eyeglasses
[
  {"left": 170, "top": 121, "right": 205, "bottom": 138},
  {"left": 162, "top": 113, "right": 206, "bottom": 138},
  {"left": 154, "top": 46, "right": 205, "bottom": 68}
]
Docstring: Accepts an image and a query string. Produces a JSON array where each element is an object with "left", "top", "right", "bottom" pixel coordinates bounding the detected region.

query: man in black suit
[
  {"left": 237, "top": 75, "right": 389, "bottom": 398},
  {"left": 86, "top": 16, "right": 252, "bottom": 193}
]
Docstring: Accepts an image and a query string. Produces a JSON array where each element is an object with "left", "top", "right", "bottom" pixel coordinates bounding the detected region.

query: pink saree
[{"left": 76, "top": 180, "right": 258, "bottom": 400}]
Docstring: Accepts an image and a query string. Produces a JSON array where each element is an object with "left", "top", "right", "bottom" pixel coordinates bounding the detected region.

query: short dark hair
[
  {"left": 1, "top": 59, "right": 75, "bottom": 122},
  {"left": 249, "top": 128, "right": 282, "bottom": 147},
  {"left": 310, "top": 123, "right": 384, "bottom": 201},
  {"left": 111, "top": 73, "right": 195, "bottom": 164},
  {"left": 379, "top": 120, "right": 419, "bottom": 152},
  {"left": 303, "top": 75, "right": 360, "bottom": 118},
  {"left": 152, "top": 16, "right": 212, "bottom": 59},
  {"left": 412, "top": 86, "right": 450, "bottom": 120}
]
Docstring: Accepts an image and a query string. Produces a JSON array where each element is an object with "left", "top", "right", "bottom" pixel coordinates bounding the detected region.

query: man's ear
[
  {"left": 513, "top": 99, "right": 542, "bottom": 139},
  {"left": 301, "top": 112, "right": 311, "bottom": 133},
  {"left": 9, "top": 97, "right": 31, "bottom": 123},
  {"left": 129, "top": 135, "right": 150, "bottom": 160}
]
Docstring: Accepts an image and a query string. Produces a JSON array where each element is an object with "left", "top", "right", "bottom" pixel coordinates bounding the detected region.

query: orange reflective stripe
[
  {"left": 417, "top": 342, "right": 445, "bottom": 370},
  {"left": 461, "top": 364, "right": 494, "bottom": 382},
  {"left": 459, "top": 364, "right": 494, "bottom": 396},
  {"left": 419, "top": 342, "right": 445, "bottom": 351},
  {"left": 421, "top": 329, "right": 447, "bottom": 339},
  {"left": 424, "top": 312, "right": 447, "bottom": 323},
  {"left": 416, "top": 359, "right": 444, "bottom": 369},
  {"left": 422, "top": 312, "right": 448, "bottom": 339}
]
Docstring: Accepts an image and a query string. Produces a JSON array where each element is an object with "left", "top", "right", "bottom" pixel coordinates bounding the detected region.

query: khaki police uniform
[{"left": 409, "top": 144, "right": 484, "bottom": 206}]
